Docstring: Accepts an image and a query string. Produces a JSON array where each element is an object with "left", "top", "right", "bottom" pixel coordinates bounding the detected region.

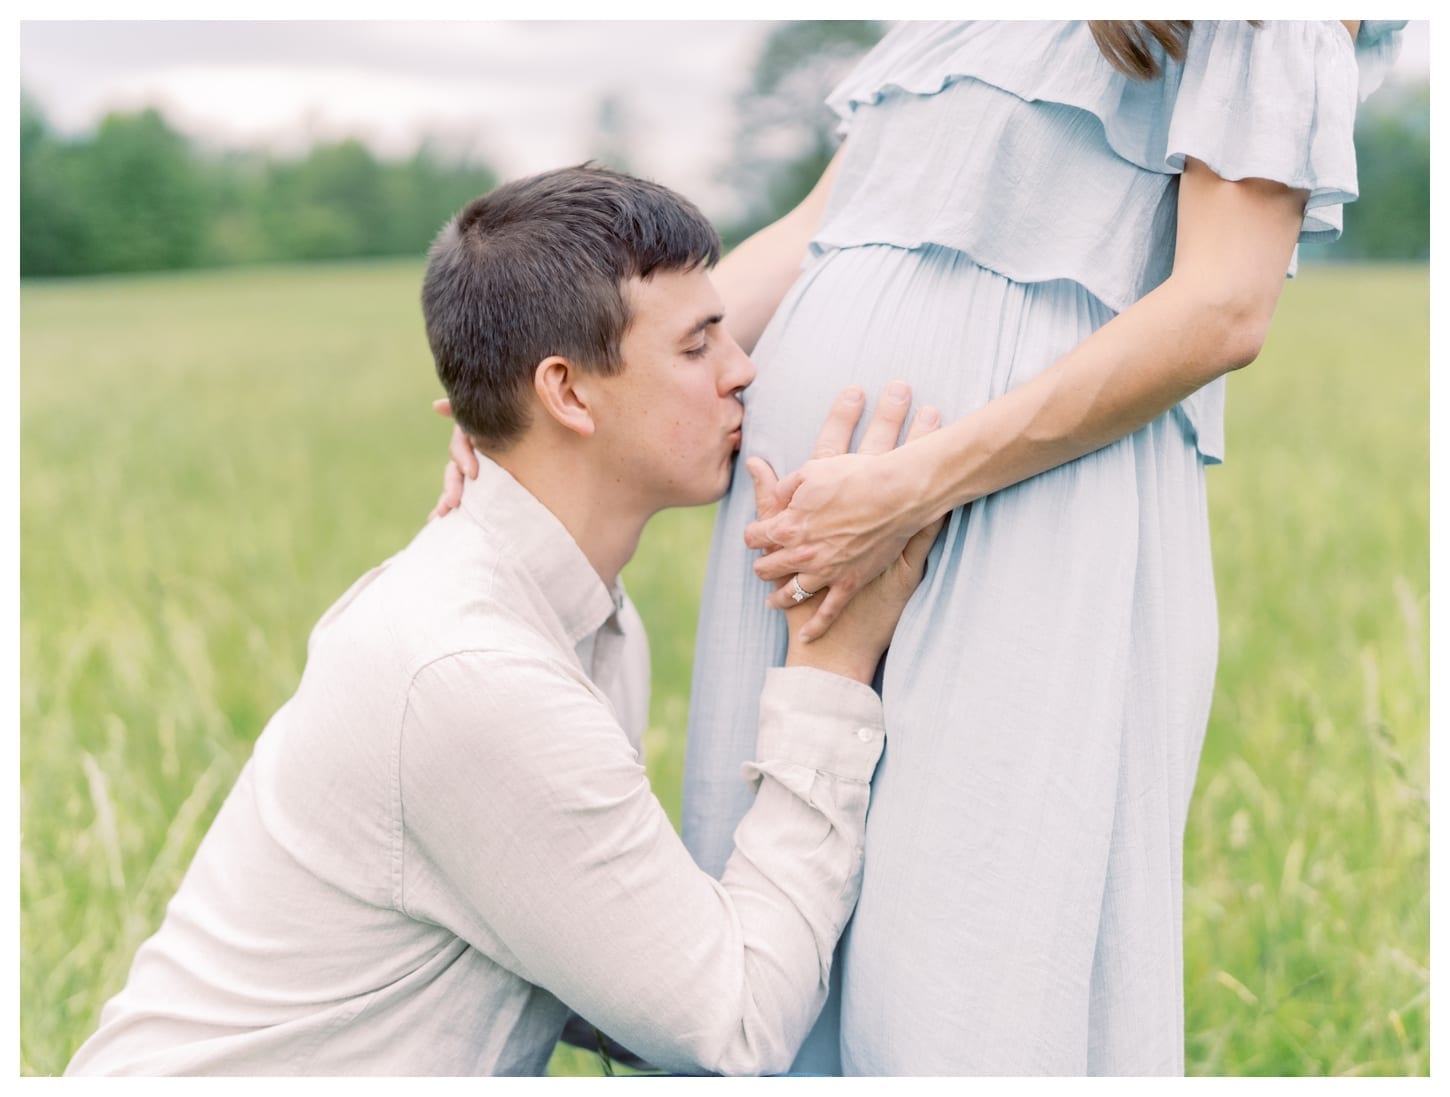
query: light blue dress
[{"left": 680, "top": 21, "right": 1406, "bottom": 1075}]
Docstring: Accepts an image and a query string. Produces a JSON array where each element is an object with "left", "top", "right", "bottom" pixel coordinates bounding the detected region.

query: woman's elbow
[
  {"left": 1221, "top": 309, "right": 1272, "bottom": 372},
  {"left": 1178, "top": 282, "right": 1277, "bottom": 375}
]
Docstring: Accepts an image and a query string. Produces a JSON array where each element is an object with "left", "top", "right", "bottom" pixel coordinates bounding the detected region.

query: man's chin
[
  {"left": 691, "top": 485, "right": 731, "bottom": 508},
  {"left": 662, "top": 460, "right": 737, "bottom": 510},
  {"left": 686, "top": 477, "right": 732, "bottom": 510}
]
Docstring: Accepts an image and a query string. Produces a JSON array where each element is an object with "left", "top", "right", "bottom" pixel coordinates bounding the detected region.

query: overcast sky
[
  {"left": 17, "top": 19, "right": 1432, "bottom": 223},
  {"left": 19, "top": 20, "right": 776, "bottom": 219}
]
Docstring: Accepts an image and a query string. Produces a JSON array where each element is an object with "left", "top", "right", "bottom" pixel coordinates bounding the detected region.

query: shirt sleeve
[{"left": 396, "top": 652, "right": 884, "bottom": 1076}]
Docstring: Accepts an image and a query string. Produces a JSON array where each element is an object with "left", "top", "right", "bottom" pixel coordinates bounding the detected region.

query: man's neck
[{"left": 488, "top": 439, "right": 649, "bottom": 589}]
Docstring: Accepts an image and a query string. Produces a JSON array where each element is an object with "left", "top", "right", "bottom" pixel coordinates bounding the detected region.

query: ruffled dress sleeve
[
  {"left": 817, "top": 20, "right": 1409, "bottom": 303},
  {"left": 1166, "top": 20, "right": 1407, "bottom": 244}
]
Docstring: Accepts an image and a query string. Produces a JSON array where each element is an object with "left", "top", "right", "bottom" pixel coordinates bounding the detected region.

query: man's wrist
[{"left": 784, "top": 644, "right": 879, "bottom": 687}]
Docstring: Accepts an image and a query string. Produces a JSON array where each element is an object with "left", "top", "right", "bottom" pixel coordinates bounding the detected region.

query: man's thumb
[{"left": 744, "top": 457, "right": 780, "bottom": 517}]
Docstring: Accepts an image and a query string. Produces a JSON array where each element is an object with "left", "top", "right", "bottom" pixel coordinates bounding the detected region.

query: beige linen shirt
[{"left": 67, "top": 455, "right": 885, "bottom": 1077}]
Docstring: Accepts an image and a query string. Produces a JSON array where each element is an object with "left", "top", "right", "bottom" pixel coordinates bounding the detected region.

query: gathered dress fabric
[{"left": 680, "top": 20, "right": 1405, "bottom": 1076}]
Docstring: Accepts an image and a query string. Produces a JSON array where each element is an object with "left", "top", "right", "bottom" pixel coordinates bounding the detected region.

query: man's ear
[{"left": 533, "top": 355, "right": 596, "bottom": 438}]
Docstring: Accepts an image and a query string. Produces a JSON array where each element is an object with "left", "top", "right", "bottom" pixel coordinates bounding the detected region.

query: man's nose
[{"left": 721, "top": 334, "right": 756, "bottom": 395}]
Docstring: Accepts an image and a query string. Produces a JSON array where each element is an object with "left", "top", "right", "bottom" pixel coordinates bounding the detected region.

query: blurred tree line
[
  {"left": 20, "top": 96, "right": 498, "bottom": 277},
  {"left": 1334, "top": 79, "right": 1431, "bottom": 262},
  {"left": 19, "top": 22, "right": 1429, "bottom": 278}
]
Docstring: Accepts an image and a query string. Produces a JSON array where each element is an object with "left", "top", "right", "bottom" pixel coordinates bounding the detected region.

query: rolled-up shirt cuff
[{"left": 755, "top": 666, "right": 885, "bottom": 783}]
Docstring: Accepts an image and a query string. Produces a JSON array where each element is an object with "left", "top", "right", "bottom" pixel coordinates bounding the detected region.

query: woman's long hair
[{"left": 1089, "top": 21, "right": 1193, "bottom": 79}]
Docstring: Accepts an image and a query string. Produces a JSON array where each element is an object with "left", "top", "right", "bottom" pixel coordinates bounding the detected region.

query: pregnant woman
[
  {"left": 677, "top": 20, "right": 1407, "bottom": 1075},
  {"left": 437, "top": 20, "right": 1406, "bottom": 1074}
]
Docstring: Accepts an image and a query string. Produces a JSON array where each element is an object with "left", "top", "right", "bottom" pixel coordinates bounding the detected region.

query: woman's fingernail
[
  {"left": 842, "top": 386, "right": 865, "bottom": 404},
  {"left": 919, "top": 405, "right": 941, "bottom": 426},
  {"left": 886, "top": 380, "right": 910, "bottom": 403}
]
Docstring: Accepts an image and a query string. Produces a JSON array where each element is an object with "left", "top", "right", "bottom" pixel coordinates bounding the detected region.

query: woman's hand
[
  {"left": 746, "top": 382, "right": 941, "bottom": 646},
  {"left": 428, "top": 398, "right": 479, "bottom": 522},
  {"left": 745, "top": 381, "right": 938, "bottom": 643}
]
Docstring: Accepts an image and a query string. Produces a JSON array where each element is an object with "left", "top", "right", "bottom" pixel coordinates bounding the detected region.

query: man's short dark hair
[{"left": 422, "top": 163, "right": 721, "bottom": 448}]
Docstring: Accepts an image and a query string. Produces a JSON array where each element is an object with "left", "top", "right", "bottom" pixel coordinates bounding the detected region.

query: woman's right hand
[
  {"left": 429, "top": 398, "right": 479, "bottom": 521},
  {"left": 747, "top": 384, "right": 943, "bottom": 685}
]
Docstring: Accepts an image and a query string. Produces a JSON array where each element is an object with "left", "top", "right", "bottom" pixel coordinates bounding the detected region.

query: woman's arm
[
  {"left": 715, "top": 145, "right": 846, "bottom": 353},
  {"left": 752, "top": 156, "right": 1310, "bottom": 640}
]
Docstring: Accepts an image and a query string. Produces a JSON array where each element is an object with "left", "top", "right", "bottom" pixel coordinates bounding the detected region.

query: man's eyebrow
[{"left": 680, "top": 313, "right": 725, "bottom": 340}]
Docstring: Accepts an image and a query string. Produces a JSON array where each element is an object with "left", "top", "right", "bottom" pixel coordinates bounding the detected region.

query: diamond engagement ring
[{"left": 789, "top": 576, "right": 816, "bottom": 603}]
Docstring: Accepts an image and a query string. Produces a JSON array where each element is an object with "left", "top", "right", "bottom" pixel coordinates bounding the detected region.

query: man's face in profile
[{"left": 589, "top": 267, "right": 756, "bottom": 514}]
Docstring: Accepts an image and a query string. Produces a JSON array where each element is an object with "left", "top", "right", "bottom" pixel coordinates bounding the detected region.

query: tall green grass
[
  {"left": 19, "top": 261, "right": 1427, "bottom": 1076},
  {"left": 1184, "top": 265, "right": 1429, "bottom": 1074}
]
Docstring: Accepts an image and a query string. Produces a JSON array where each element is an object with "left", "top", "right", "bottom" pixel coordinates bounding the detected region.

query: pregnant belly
[{"left": 740, "top": 242, "right": 1113, "bottom": 478}]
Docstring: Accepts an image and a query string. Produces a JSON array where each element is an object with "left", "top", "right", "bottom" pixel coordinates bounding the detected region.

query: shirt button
[{"left": 856, "top": 727, "right": 874, "bottom": 742}]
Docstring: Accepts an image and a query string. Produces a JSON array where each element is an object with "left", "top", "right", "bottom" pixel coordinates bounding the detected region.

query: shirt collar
[{"left": 458, "top": 452, "right": 624, "bottom": 646}]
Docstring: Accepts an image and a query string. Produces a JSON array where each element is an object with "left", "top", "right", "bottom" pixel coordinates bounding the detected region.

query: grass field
[{"left": 19, "top": 260, "right": 1428, "bottom": 1076}]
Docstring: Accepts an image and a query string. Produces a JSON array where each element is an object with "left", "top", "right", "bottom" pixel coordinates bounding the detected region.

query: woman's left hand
[
  {"left": 428, "top": 398, "right": 480, "bottom": 521},
  {"left": 745, "top": 382, "right": 939, "bottom": 642}
]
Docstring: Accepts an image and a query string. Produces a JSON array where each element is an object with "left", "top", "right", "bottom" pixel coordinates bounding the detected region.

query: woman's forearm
[
  {"left": 714, "top": 223, "right": 813, "bottom": 354},
  {"left": 897, "top": 276, "right": 1263, "bottom": 528},
  {"left": 894, "top": 160, "right": 1310, "bottom": 529},
  {"left": 716, "top": 148, "right": 845, "bottom": 354}
]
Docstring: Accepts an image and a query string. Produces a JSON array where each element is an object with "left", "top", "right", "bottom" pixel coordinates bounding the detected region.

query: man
[{"left": 66, "top": 165, "right": 938, "bottom": 1076}]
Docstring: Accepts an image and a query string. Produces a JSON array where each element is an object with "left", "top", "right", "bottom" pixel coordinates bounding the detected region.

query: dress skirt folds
[{"left": 680, "top": 21, "right": 1406, "bottom": 1075}]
